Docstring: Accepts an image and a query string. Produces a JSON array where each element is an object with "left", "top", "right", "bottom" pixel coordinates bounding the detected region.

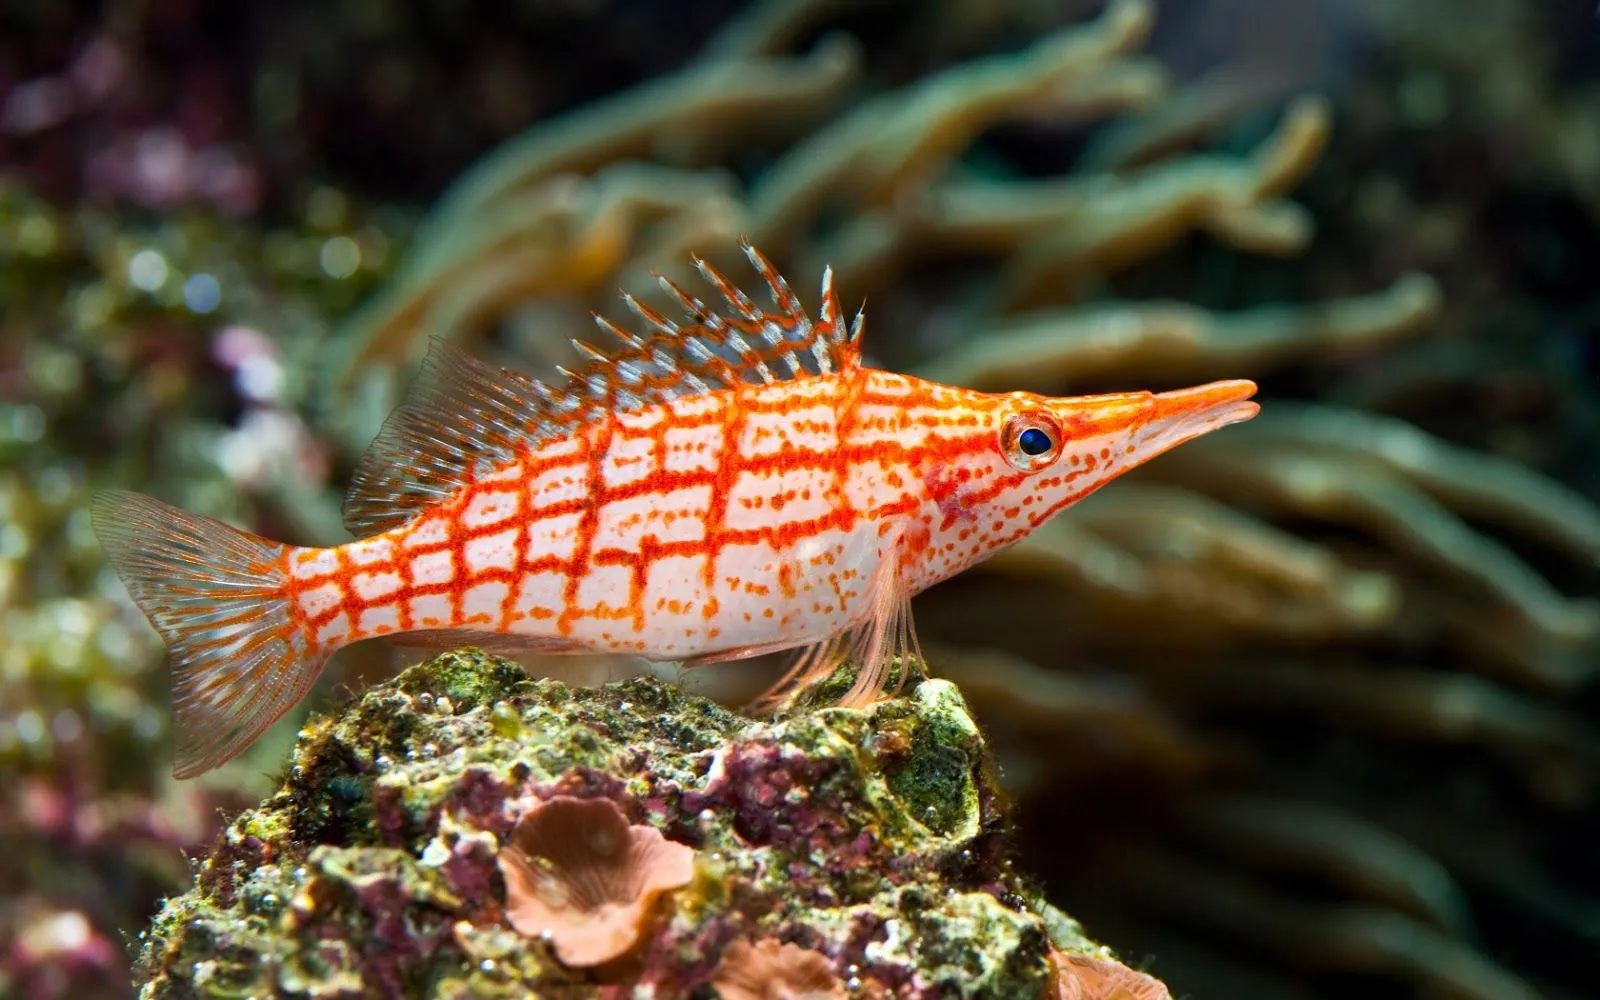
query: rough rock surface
[{"left": 134, "top": 650, "right": 1111, "bottom": 998}]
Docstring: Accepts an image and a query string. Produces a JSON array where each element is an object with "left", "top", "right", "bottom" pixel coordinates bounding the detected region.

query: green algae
[
  {"left": 391, "top": 648, "right": 528, "bottom": 709},
  {"left": 135, "top": 649, "right": 1111, "bottom": 998},
  {"left": 881, "top": 681, "right": 987, "bottom": 841}
]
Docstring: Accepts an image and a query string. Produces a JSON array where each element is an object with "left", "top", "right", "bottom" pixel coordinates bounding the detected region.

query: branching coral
[
  {"left": 986, "top": 94, "right": 1331, "bottom": 310},
  {"left": 915, "top": 274, "right": 1441, "bottom": 393},
  {"left": 1148, "top": 408, "right": 1600, "bottom": 684},
  {"left": 745, "top": 0, "right": 1162, "bottom": 256},
  {"left": 810, "top": 91, "right": 1333, "bottom": 311}
]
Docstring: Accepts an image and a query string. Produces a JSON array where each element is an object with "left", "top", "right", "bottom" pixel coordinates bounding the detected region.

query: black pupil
[{"left": 1017, "top": 427, "right": 1052, "bottom": 456}]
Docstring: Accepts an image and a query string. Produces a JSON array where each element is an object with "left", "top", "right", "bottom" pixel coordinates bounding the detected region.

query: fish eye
[
  {"left": 1018, "top": 427, "right": 1051, "bottom": 455},
  {"left": 1001, "top": 412, "right": 1062, "bottom": 472}
]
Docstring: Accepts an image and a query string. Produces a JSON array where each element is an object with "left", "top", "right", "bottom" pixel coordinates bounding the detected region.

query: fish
[{"left": 92, "top": 242, "right": 1259, "bottom": 778}]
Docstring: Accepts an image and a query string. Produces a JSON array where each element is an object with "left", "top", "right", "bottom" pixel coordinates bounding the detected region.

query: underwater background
[{"left": 2, "top": 0, "right": 1598, "bottom": 997}]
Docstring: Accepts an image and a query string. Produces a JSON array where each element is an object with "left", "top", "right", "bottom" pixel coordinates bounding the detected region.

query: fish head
[{"left": 903, "top": 377, "right": 1259, "bottom": 586}]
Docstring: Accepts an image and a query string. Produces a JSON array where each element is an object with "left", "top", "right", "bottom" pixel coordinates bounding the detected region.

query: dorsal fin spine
[
  {"left": 622, "top": 292, "right": 677, "bottom": 335},
  {"left": 742, "top": 242, "right": 803, "bottom": 322},
  {"left": 808, "top": 341, "right": 831, "bottom": 375},
  {"left": 572, "top": 339, "right": 608, "bottom": 362},
  {"left": 615, "top": 359, "right": 646, "bottom": 384},
  {"left": 694, "top": 257, "right": 761, "bottom": 323},
  {"left": 819, "top": 267, "right": 840, "bottom": 329},
  {"left": 723, "top": 329, "right": 756, "bottom": 358},
  {"left": 657, "top": 275, "right": 705, "bottom": 321},
  {"left": 594, "top": 314, "right": 644, "bottom": 349},
  {"left": 818, "top": 266, "right": 852, "bottom": 374}
]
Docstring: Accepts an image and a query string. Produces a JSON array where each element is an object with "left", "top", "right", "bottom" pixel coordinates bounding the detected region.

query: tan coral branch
[
  {"left": 914, "top": 273, "right": 1440, "bottom": 392},
  {"left": 327, "top": 164, "right": 745, "bottom": 428},
  {"left": 1068, "top": 486, "right": 1398, "bottom": 634},
  {"left": 412, "top": 39, "right": 860, "bottom": 273},
  {"left": 804, "top": 55, "right": 1171, "bottom": 301},
  {"left": 993, "top": 95, "right": 1331, "bottom": 308},
  {"left": 951, "top": 498, "right": 1396, "bottom": 647},
  {"left": 1078, "top": 66, "right": 1299, "bottom": 171},
  {"left": 1225, "top": 404, "right": 1600, "bottom": 563},
  {"left": 748, "top": 0, "right": 1157, "bottom": 249},
  {"left": 1156, "top": 436, "right": 1600, "bottom": 649}
]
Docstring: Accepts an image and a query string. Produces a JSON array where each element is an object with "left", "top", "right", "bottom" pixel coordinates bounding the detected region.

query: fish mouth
[{"left": 1139, "top": 379, "right": 1260, "bottom": 455}]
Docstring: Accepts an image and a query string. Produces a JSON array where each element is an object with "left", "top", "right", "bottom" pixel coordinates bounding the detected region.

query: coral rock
[{"left": 133, "top": 648, "right": 1151, "bottom": 998}]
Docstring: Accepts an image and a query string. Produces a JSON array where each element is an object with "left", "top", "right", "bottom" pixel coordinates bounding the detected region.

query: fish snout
[{"left": 1136, "top": 379, "right": 1260, "bottom": 455}]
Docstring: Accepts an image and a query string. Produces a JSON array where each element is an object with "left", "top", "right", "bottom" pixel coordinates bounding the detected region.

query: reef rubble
[{"left": 133, "top": 648, "right": 1142, "bottom": 999}]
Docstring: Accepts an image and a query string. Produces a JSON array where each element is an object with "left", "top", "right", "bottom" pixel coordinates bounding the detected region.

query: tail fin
[{"left": 91, "top": 490, "right": 323, "bottom": 778}]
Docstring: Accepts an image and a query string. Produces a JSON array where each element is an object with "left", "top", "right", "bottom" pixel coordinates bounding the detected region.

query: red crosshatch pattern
[
  {"left": 276, "top": 370, "right": 1248, "bottom": 662},
  {"left": 92, "top": 242, "right": 1260, "bottom": 778},
  {"left": 285, "top": 376, "right": 943, "bottom": 655}
]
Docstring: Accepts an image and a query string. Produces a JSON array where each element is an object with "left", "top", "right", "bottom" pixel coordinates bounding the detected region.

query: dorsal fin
[{"left": 341, "top": 242, "right": 860, "bottom": 536}]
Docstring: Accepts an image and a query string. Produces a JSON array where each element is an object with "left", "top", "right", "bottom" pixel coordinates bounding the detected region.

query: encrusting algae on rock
[{"left": 133, "top": 647, "right": 1161, "bottom": 999}]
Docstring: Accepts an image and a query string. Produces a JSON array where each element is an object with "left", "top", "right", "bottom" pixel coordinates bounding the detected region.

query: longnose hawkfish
[{"left": 94, "top": 243, "right": 1258, "bottom": 778}]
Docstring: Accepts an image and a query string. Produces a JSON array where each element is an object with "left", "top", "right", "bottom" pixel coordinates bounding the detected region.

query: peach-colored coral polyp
[
  {"left": 496, "top": 795, "right": 696, "bottom": 967},
  {"left": 712, "top": 938, "right": 847, "bottom": 1000},
  {"left": 1053, "top": 951, "right": 1172, "bottom": 1000}
]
